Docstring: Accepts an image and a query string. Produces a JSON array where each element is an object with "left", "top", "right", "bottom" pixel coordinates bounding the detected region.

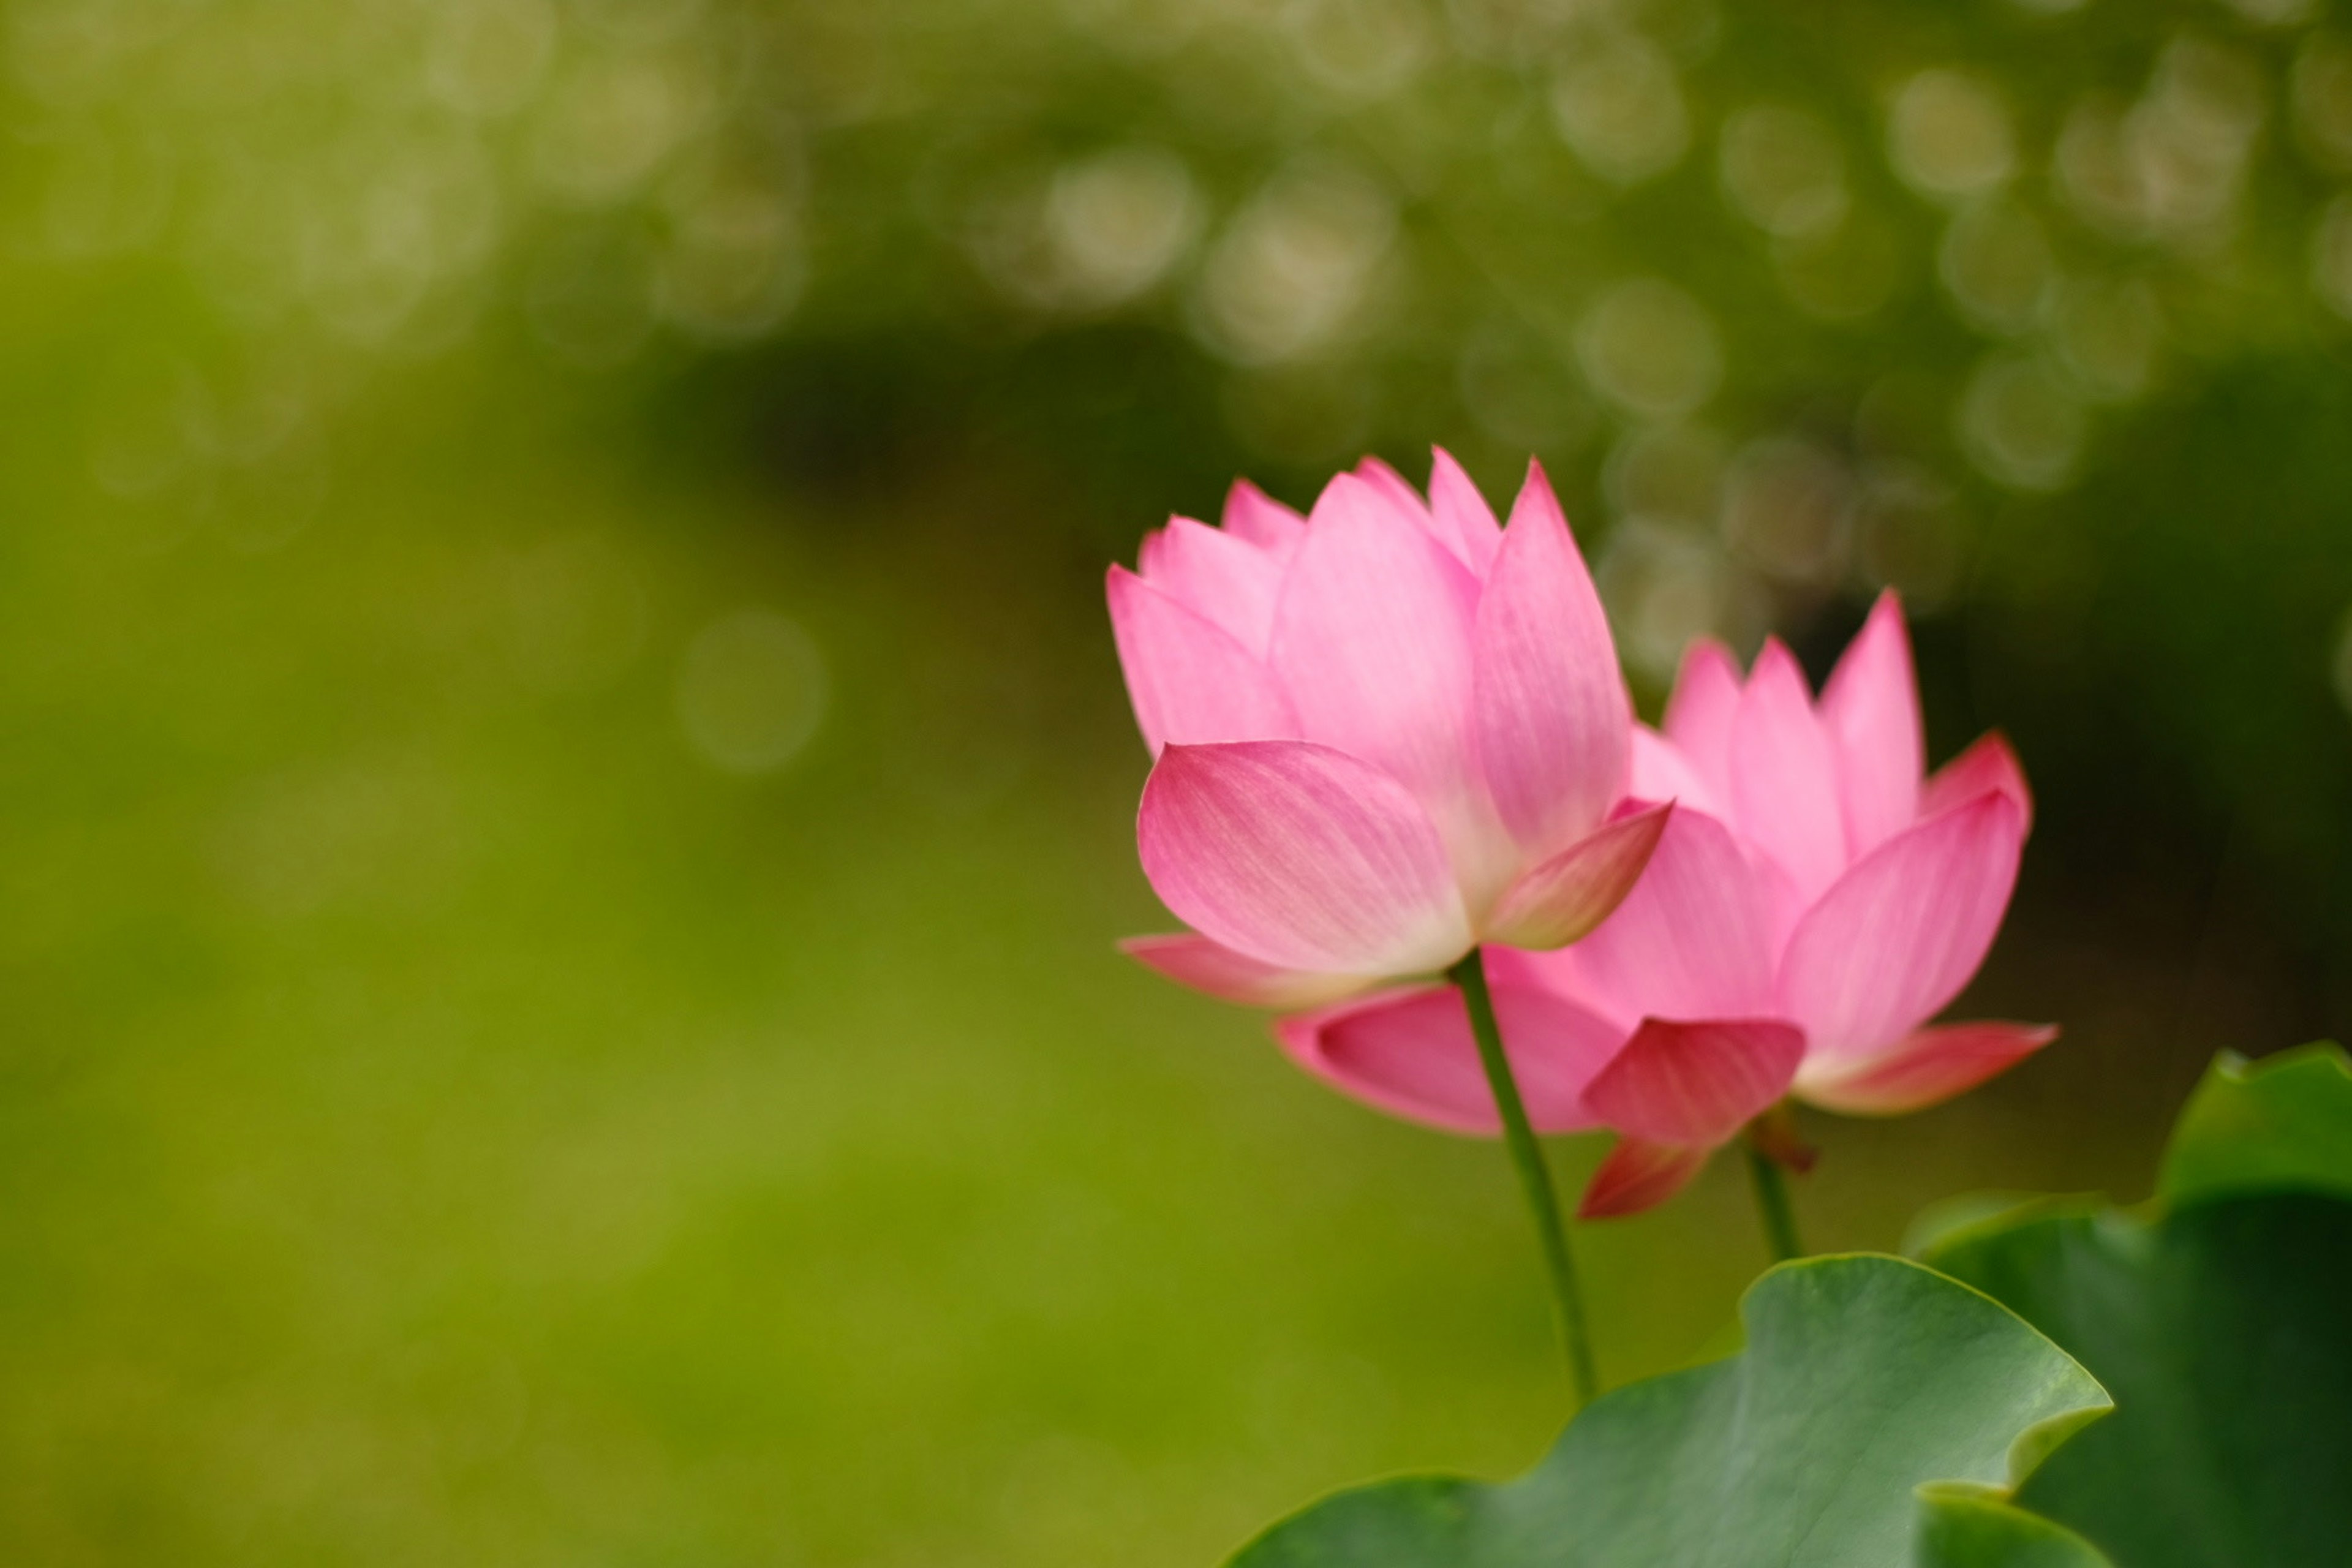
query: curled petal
[
  {"left": 1579, "top": 1137, "right": 1711, "bottom": 1219},
  {"left": 1777, "top": 793, "right": 2027, "bottom": 1063},
  {"left": 1730, "top": 639, "right": 1849, "bottom": 900},
  {"left": 1581, "top": 1016, "right": 1807, "bottom": 1148},
  {"left": 1137, "top": 741, "right": 1471, "bottom": 974},
  {"left": 1275, "top": 981, "right": 1621, "bottom": 1135},
  {"left": 1471, "top": 459, "right": 1631, "bottom": 859},
  {"left": 1138, "top": 517, "right": 1287, "bottom": 655},
  {"left": 1107, "top": 567, "right": 1297, "bottom": 753},
  {"left": 1269, "top": 474, "right": 1482, "bottom": 816},
  {"left": 1923, "top": 731, "right": 2034, "bottom": 835},
  {"left": 1221, "top": 478, "right": 1306, "bottom": 553},
  {"left": 1120, "top": 933, "right": 1379, "bottom": 1009},
  {"left": 1662, "top": 638, "right": 1743, "bottom": 796},
  {"left": 1483, "top": 801, "right": 1672, "bottom": 950},
  {"left": 1427, "top": 447, "right": 1503, "bottom": 578},
  {"left": 1549, "top": 807, "right": 1779, "bottom": 1022},
  {"left": 1798, "top": 1021, "right": 2058, "bottom": 1115},
  {"left": 1819, "top": 590, "right": 1924, "bottom": 860}
]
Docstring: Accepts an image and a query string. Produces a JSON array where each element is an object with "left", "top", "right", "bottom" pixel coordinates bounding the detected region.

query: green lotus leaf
[
  {"left": 1913, "top": 1484, "right": 2109, "bottom": 1568},
  {"left": 1921, "top": 1043, "right": 2352, "bottom": 1568},
  {"left": 1230, "top": 1255, "right": 2108, "bottom": 1568},
  {"left": 2155, "top": 1042, "right": 2352, "bottom": 1207}
]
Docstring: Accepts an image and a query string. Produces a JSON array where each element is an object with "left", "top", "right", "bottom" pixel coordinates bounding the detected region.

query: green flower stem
[
  {"left": 1446, "top": 948, "right": 1600, "bottom": 1407},
  {"left": 1743, "top": 1134, "right": 1806, "bottom": 1265}
]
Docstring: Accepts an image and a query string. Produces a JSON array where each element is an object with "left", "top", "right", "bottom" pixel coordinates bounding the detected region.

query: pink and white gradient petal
[
  {"left": 1106, "top": 567, "right": 1297, "bottom": 753},
  {"left": 1661, "top": 639, "right": 1744, "bottom": 796},
  {"left": 1470, "top": 461, "right": 1632, "bottom": 860},
  {"left": 1137, "top": 741, "right": 1472, "bottom": 974},
  {"left": 1482, "top": 801, "right": 1672, "bottom": 951},
  {"left": 1776, "top": 792, "right": 2027, "bottom": 1065},
  {"left": 1797, "top": 1020, "right": 2057, "bottom": 1115},
  {"left": 1275, "top": 982, "right": 1621, "bottom": 1135},
  {"left": 1118, "top": 933, "right": 1379, "bottom": 1009},
  {"left": 1581, "top": 1017, "right": 1807, "bottom": 1148},
  {"left": 1532, "top": 807, "right": 1782, "bottom": 1026},
  {"left": 1267, "top": 474, "right": 1483, "bottom": 821},
  {"left": 1818, "top": 590, "right": 1924, "bottom": 860},
  {"left": 1630, "top": 726, "right": 1724, "bottom": 820},
  {"left": 1138, "top": 517, "right": 1287, "bottom": 655},
  {"left": 1729, "top": 639, "right": 1850, "bottom": 901}
]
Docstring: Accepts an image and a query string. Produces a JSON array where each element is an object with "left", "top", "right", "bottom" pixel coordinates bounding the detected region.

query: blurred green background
[{"left": 4, "top": 0, "right": 2351, "bottom": 1562}]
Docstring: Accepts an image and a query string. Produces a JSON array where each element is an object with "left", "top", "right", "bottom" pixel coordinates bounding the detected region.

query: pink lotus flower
[
  {"left": 1111, "top": 451, "right": 1670, "bottom": 1008},
  {"left": 1277, "top": 593, "right": 2054, "bottom": 1215}
]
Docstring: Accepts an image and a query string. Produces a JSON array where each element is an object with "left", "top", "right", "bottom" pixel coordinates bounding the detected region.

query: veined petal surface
[
  {"left": 1137, "top": 741, "right": 1471, "bottom": 974},
  {"left": 1535, "top": 807, "right": 1781, "bottom": 1025},
  {"left": 1581, "top": 1017, "right": 1806, "bottom": 1147},
  {"left": 1482, "top": 802, "right": 1670, "bottom": 951},
  {"left": 1777, "top": 793, "right": 2026, "bottom": 1063},
  {"left": 1106, "top": 567, "right": 1296, "bottom": 752},
  {"left": 1798, "top": 1020, "right": 2057, "bottom": 1115},
  {"left": 1139, "top": 517, "right": 1286, "bottom": 655},
  {"left": 1268, "top": 474, "right": 1482, "bottom": 825},
  {"left": 1275, "top": 981, "right": 1619, "bottom": 1135},
  {"left": 1470, "top": 461, "right": 1630, "bottom": 859},
  {"left": 1729, "top": 639, "right": 1849, "bottom": 900},
  {"left": 1118, "top": 933, "right": 1378, "bottom": 1009},
  {"left": 1662, "top": 638, "right": 1743, "bottom": 796},
  {"left": 1819, "top": 590, "right": 1924, "bottom": 859}
]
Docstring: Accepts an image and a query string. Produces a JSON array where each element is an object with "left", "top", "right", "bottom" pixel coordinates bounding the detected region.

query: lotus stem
[
  {"left": 1743, "top": 1128, "right": 1806, "bottom": 1264},
  {"left": 1447, "top": 947, "right": 1600, "bottom": 1408}
]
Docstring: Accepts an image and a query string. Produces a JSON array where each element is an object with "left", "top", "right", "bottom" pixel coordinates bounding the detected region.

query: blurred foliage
[
  {"left": 2, "top": 0, "right": 2351, "bottom": 1562},
  {"left": 9, "top": 0, "right": 2352, "bottom": 1012}
]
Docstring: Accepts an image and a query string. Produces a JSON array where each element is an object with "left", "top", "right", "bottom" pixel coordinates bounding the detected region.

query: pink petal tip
[
  {"left": 1579, "top": 1137, "right": 1711, "bottom": 1219},
  {"left": 1483, "top": 801, "right": 1673, "bottom": 950},
  {"left": 1118, "top": 933, "right": 1375, "bottom": 1009},
  {"left": 1798, "top": 1020, "right": 2058, "bottom": 1116}
]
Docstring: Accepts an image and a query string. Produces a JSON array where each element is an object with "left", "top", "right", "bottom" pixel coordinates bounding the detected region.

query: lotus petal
[
  {"left": 1275, "top": 981, "right": 1620, "bottom": 1135},
  {"left": 1819, "top": 590, "right": 1924, "bottom": 859},
  {"left": 1221, "top": 478, "right": 1306, "bottom": 552},
  {"left": 1470, "top": 459, "right": 1631, "bottom": 859},
  {"left": 1268, "top": 474, "right": 1482, "bottom": 820},
  {"left": 1582, "top": 1016, "right": 1807, "bottom": 1147},
  {"left": 1483, "top": 802, "right": 1672, "bottom": 950},
  {"left": 1137, "top": 740, "right": 1471, "bottom": 973},
  {"left": 1729, "top": 639, "right": 1850, "bottom": 900},
  {"left": 1799, "top": 1020, "right": 2057, "bottom": 1115},
  {"left": 1777, "top": 793, "right": 2026, "bottom": 1063},
  {"left": 1923, "top": 731, "right": 2034, "bottom": 834},
  {"left": 1427, "top": 446, "right": 1503, "bottom": 578},
  {"left": 1579, "top": 1137, "right": 1711, "bottom": 1218},
  {"left": 1120, "top": 933, "right": 1379, "bottom": 1009},
  {"left": 1106, "top": 567, "right": 1297, "bottom": 752}
]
